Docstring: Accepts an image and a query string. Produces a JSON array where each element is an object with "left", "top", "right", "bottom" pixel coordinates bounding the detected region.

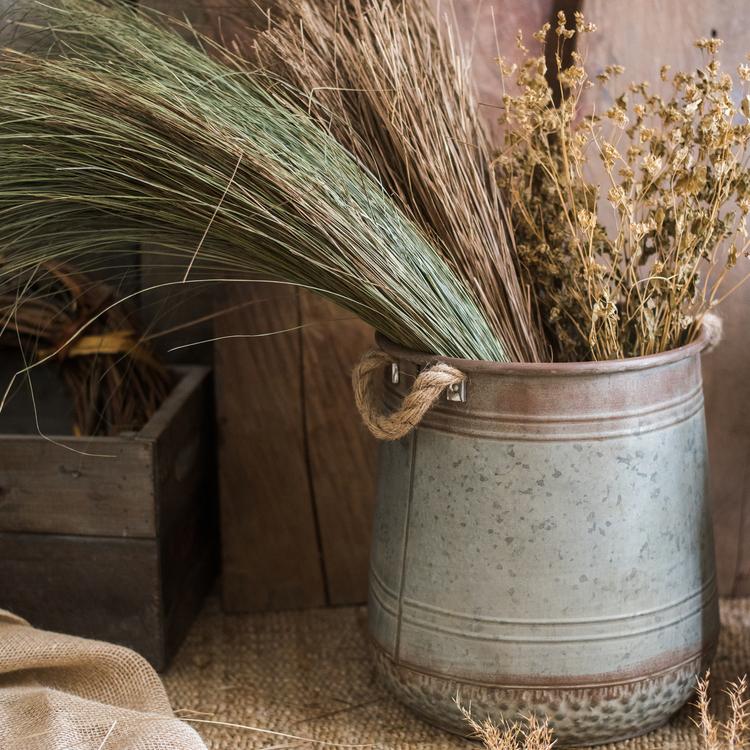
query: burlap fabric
[
  {"left": 163, "top": 597, "right": 750, "bottom": 749},
  {"left": 0, "top": 609, "right": 206, "bottom": 750}
]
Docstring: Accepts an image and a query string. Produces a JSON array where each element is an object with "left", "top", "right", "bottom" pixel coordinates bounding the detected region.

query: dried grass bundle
[
  {"left": 255, "top": 0, "right": 546, "bottom": 362},
  {"left": 0, "top": 0, "right": 511, "bottom": 363},
  {"left": 0, "top": 264, "right": 172, "bottom": 435}
]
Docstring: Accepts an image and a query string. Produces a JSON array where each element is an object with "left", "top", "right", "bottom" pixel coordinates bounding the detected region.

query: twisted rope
[{"left": 352, "top": 349, "right": 465, "bottom": 440}]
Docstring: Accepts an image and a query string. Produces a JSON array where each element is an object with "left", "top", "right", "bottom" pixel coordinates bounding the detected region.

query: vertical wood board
[
  {"left": 299, "top": 294, "right": 377, "bottom": 605},
  {"left": 213, "top": 283, "right": 327, "bottom": 611}
]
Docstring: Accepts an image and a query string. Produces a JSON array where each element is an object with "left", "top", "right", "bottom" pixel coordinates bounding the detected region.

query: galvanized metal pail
[{"left": 367, "top": 333, "right": 719, "bottom": 747}]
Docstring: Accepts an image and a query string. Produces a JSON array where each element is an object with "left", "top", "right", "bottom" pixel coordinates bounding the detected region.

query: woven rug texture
[{"left": 162, "top": 597, "right": 750, "bottom": 750}]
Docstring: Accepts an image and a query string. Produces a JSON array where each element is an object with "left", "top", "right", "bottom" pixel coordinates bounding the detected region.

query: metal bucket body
[{"left": 368, "top": 336, "right": 719, "bottom": 747}]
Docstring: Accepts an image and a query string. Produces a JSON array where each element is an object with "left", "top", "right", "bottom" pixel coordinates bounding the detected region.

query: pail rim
[{"left": 376, "top": 328, "right": 708, "bottom": 377}]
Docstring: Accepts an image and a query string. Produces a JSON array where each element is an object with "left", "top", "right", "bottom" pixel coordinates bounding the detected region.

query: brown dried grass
[
  {"left": 255, "top": 0, "right": 546, "bottom": 363},
  {"left": 497, "top": 14, "right": 750, "bottom": 361},
  {"left": 456, "top": 699, "right": 555, "bottom": 750},
  {"left": 695, "top": 671, "right": 750, "bottom": 750}
]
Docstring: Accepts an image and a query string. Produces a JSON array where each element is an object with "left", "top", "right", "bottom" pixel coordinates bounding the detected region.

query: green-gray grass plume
[{"left": 0, "top": 0, "right": 510, "bottom": 361}]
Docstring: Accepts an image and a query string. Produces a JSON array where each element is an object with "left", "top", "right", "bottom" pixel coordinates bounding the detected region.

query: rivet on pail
[
  {"left": 446, "top": 380, "right": 467, "bottom": 403},
  {"left": 390, "top": 362, "right": 400, "bottom": 384}
]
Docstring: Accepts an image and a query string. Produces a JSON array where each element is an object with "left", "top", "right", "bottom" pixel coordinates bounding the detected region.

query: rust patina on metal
[{"left": 368, "top": 333, "right": 719, "bottom": 747}]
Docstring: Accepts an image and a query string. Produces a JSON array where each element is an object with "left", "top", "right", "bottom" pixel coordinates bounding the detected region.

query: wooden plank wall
[
  {"left": 582, "top": 0, "right": 750, "bottom": 595},
  {"left": 214, "top": 273, "right": 377, "bottom": 612}
]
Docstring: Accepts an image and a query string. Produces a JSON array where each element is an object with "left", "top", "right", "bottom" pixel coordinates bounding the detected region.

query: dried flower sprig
[
  {"left": 497, "top": 13, "right": 750, "bottom": 361},
  {"left": 456, "top": 698, "right": 555, "bottom": 750},
  {"left": 695, "top": 671, "right": 750, "bottom": 750}
]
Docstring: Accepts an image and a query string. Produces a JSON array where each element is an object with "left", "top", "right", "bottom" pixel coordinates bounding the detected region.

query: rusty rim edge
[
  {"left": 375, "top": 329, "right": 709, "bottom": 377},
  {"left": 369, "top": 635, "right": 716, "bottom": 691}
]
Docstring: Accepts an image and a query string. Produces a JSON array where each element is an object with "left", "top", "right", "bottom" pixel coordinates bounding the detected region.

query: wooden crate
[{"left": 0, "top": 366, "right": 217, "bottom": 670}]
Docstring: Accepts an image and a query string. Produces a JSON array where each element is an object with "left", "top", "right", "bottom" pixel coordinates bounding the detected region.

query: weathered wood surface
[
  {"left": 0, "top": 367, "right": 209, "bottom": 539},
  {"left": 0, "top": 528, "right": 214, "bottom": 670},
  {"left": 299, "top": 294, "right": 376, "bottom": 605},
  {"left": 214, "top": 283, "right": 328, "bottom": 611},
  {"left": 0, "top": 367, "right": 217, "bottom": 669},
  {"left": 0, "top": 431, "right": 156, "bottom": 537},
  {"left": 582, "top": 0, "right": 750, "bottom": 596},
  {"left": 0, "top": 533, "right": 163, "bottom": 664},
  {"left": 144, "top": 367, "right": 214, "bottom": 533}
]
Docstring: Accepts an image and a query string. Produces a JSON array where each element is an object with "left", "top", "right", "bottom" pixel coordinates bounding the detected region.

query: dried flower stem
[{"left": 497, "top": 13, "right": 750, "bottom": 361}]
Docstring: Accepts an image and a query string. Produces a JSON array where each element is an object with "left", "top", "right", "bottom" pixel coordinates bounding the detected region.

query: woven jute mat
[{"left": 163, "top": 598, "right": 750, "bottom": 750}]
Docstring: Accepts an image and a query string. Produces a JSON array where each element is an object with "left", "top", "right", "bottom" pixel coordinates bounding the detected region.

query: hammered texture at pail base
[
  {"left": 367, "top": 333, "right": 720, "bottom": 747},
  {"left": 371, "top": 644, "right": 712, "bottom": 746}
]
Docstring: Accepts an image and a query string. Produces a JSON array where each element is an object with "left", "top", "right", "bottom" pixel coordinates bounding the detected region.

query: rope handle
[{"left": 352, "top": 349, "right": 466, "bottom": 440}]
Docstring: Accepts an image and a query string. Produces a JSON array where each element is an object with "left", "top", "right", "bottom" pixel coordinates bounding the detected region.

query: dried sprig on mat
[
  {"left": 255, "top": 0, "right": 545, "bottom": 363},
  {"left": 695, "top": 671, "right": 750, "bottom": 750},
  {"left": 456, "top": 699, "right": 555, "bottom": 750},
  {"left": 496, "top": 13, "right": 750, "bottom": 360},
  {"left": 0, "top": 0, "right": 512, "bottom": 363},
  {"left": 1, "top": 264, "right": 172, "bottom": 435}
]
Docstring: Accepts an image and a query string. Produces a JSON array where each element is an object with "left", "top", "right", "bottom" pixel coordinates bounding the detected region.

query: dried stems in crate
[{"left": 1, "top": 264, "right": 173, "bottom": 435}]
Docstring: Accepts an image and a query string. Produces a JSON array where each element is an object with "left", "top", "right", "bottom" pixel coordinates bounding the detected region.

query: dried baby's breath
[{"left": 496, "top": 12, "right": 750, "bottom": 360}]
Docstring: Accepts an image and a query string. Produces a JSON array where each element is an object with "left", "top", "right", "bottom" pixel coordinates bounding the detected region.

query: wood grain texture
[
  {"left": 0, "top": 367, "right": 210, "bottom": 539},
  {"left": 144, "top": 367, "right": 214, "bottom": 533},
  {"left": 582, "top": 0, "right": 750, "bottom": 596},
  {"left": 299, "top": 294, "right": 376, "bottom": 605},
  {"left": 0, "top": 528, "right": 215, "bottom": 670},
  {"left": 0, "top": 435, "right": 156, "bottom": 537},
  {"left": 214, "top": 283, "right": 327, "bottom": 611},
  {"left": 0, "top": 533, "right": 164, "bottom": 665}
]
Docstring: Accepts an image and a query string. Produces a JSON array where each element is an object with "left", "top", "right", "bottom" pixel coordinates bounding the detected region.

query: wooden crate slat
[
  {"left": 148, "top": 367, "right": 213, "bottom": 535},
  {"left": 0, "top": 436, "right": 156, "bottom": 537},
  {"left": 0, "top": 532, "right": 164, "bottom": 665}
]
